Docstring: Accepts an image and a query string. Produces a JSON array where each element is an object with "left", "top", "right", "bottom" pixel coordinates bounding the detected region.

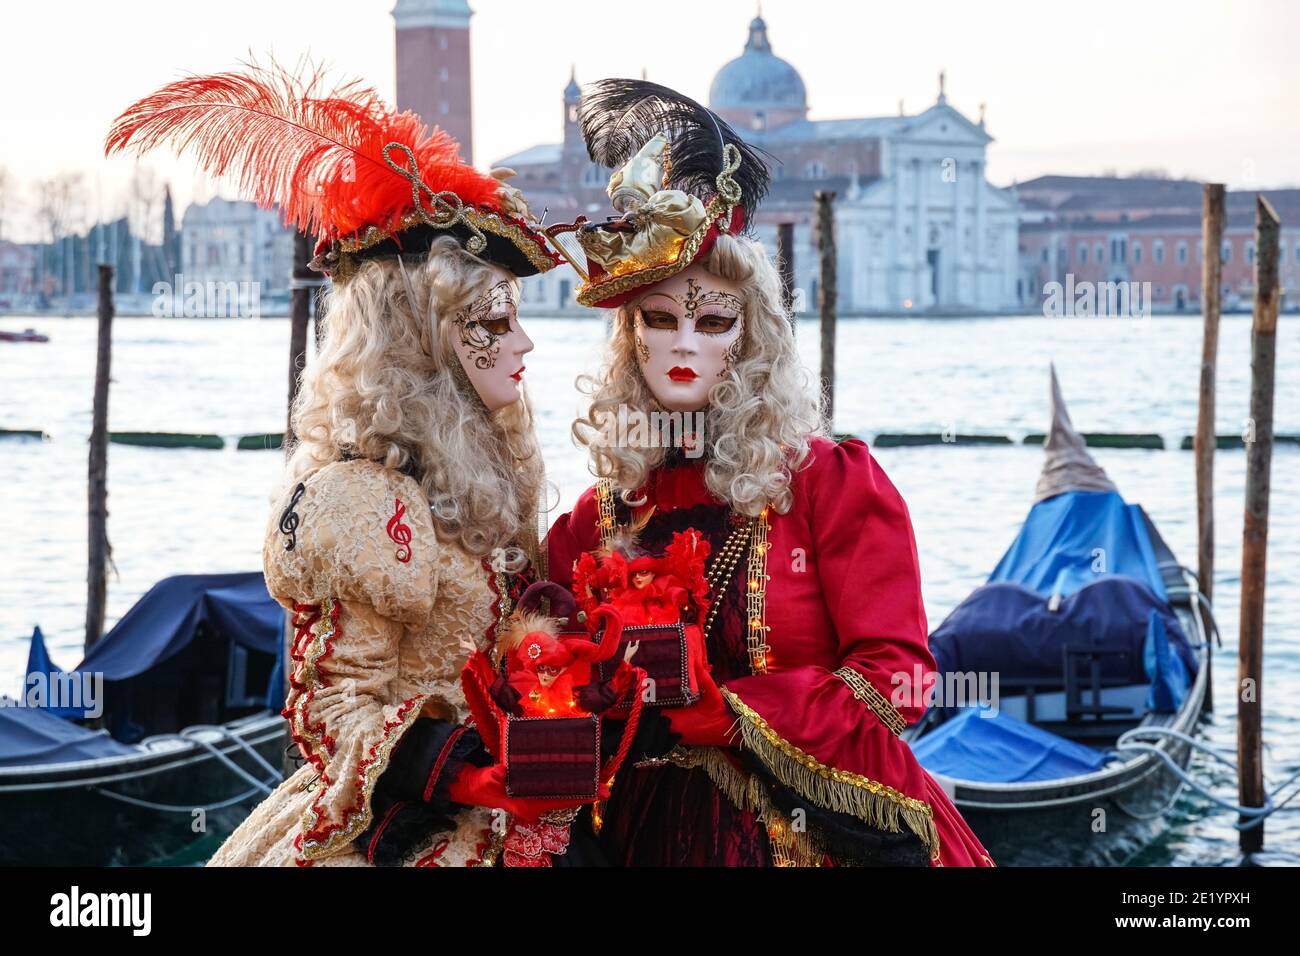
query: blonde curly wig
[
  {"left": 285, "top": 235, "right": 544, "bottom": 557},
  {"left": 572, "top": 233, "right": 825, "bottom": 516}
]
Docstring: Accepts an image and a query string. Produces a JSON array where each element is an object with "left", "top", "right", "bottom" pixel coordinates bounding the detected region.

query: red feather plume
[{"left": 105, "top": 59, "right": 502, "bottom": 240}]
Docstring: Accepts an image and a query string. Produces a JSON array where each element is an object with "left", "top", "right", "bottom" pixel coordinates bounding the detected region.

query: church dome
[{"left": 709, "top": 16, "right": 807, "bottom": 115}]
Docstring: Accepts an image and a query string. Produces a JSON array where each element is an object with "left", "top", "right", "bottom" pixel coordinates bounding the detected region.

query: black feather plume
[{"left": 578, "top": 78, "right": 771, "bottom": 228}]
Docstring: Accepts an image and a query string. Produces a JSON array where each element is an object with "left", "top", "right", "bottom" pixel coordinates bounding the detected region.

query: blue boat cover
[
  {"left": 929, "top": 576, "right": 1197, "bottom": 686},
  {"left": 912, "top": 706, "right": 1111, "bottom": 783},
  {"left": 24, "top": 627, "right": 84, "bottom": 719},
  {"left": 0, "top": 702, "right": 136, "bottom": 768},
  {"left": 988, "top": 490, "right": 1168, "bottom": 601},
  {"left": 77, "top": 573, "right": 282, "bottom": 681},
  {"left": 20, "top": 573, "right": 285, "bottom": 723},
  {"left": 1145, "top": 610, "right": 1189, "bottom": 713}
]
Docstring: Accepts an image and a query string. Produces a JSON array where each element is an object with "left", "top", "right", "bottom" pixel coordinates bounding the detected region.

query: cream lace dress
[{"left": 207, "top": 458, "right": 508, "bottom": 866}]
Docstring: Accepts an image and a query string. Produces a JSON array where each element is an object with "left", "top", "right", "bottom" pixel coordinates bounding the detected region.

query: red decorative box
[
  {"left": 504, "top": 714, "right": 601, "bottom": 799},
  {"left": 594, "top": 622, "right": 698, "bottom": 710}
]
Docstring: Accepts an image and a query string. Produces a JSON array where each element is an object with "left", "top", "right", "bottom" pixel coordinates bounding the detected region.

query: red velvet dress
[{"left": 546, "top": 436, "right": 995, "bottom": 867}]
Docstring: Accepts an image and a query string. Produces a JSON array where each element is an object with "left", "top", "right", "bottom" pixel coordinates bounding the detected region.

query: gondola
[
  {"left": 906, "top": 367, "right": 1214, "bottom": 866},
  {"left": 0, "top": 573, "right": 287, "bottom": 866}
]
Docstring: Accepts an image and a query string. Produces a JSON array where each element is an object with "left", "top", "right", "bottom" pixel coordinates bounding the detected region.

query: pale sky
[{"left": 1, "top": 0, "right": 1296, "bottom": 241}]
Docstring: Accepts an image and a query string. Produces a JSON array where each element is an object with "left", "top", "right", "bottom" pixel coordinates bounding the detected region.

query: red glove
[
  {"left": 445, "top": 763, "right": 594, "bottom": 823},
  {"left": 661, "top": 667, "right": 739, "bottom": 746}
]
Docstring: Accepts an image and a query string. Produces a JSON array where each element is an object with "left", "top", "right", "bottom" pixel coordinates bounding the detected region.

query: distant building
[
  {"left": 1017, "top": 177, "right": 1300, "bottom": 312},
  {"left": 180, "top": 197, "right": 293, "bottom": 315},
  {"left": 393, "top": 0, "right": 474, "bottom": 163},
  {"left": 495, "top": 15, "right": 1022, "bottom": 313},
  {"left": 0, "top": 241, "right": 37, "bottom": 300},
  {"left": 1, "top": 221, "right": 171, "bottom": 308}
]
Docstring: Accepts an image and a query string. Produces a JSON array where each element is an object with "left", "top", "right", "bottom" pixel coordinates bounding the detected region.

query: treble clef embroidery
[
  {"left": 387, "top": 498, "right": 413, "bottom": 563},
  {"left": 279, "top": 482, "right": 306, "bottom": 551}
]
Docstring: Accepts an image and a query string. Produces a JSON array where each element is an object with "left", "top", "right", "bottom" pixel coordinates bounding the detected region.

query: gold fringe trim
[
  {"left": 833, "top": 665, "right": 908, "bottom": 738},
  {"left": 721, "top": 688, "right": 941, "bottom": 862},
  {"left": 670, "top": 746, "right": 824, "bottom": 867}
]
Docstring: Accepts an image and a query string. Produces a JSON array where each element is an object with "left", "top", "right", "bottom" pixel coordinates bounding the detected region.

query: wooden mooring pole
[
  {"left": 1195, "top": 183, "right": 1224, "bottom": 714},
  {"left": 816, "top": 192, "right": 837, "bottom": 426},
  {"left": 1237, "top": 195, "right": 1280, "bottom": 854},
  {"left": 286, "top": 231, "right": 315, "bottom": 448},
  {"left": 86, "top": 265, "right": 114, "bottom": 651},
  {"left": 777, "top": 221, "right": 796, "bottom": 328}
]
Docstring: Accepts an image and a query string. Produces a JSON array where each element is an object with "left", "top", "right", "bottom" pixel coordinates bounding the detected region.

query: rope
[
  {"left": 91, "top": 785, "right": 267, "bottom": 813},
  {"left": 1112, "top": 726, "right": 1300, "bottom": 830},
  {"left": 89, "top": 723, "right": 285, "bottom": 814},
  {"left": 180, "top": 725, "right": 284, "bottom": 783},
  {"left": 174, "top": 725, "right": 283, "bottom": 795}
]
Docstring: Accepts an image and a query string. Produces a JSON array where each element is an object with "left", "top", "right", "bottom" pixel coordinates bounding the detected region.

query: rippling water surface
[{"left": 1, "top": 311, "right": 1296, "bottom": 864}]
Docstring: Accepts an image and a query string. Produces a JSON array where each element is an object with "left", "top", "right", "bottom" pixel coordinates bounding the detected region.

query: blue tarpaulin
[
  {"left": 987, "top": 490, "right": 1169, "bottom": 601},
  {"left": 0, "top": 703, "right": 136, "bottom": 768},
  {"left": 23, "top": 627, "right": 85, "bottom": 719},
  {"left": 912, "top": 706, "right": 1111, "bottom": 783},
  {"left": 6, "top": 574, "right": 283, "bottom": 767},
  {"left": 1144, "top": 610, "right": 1190, "bottom": 713},
  {"left": 929, "top": 576, "right": 1197, "bottom": 686},
  {"left": 77, "top": 573, "right": 282, "bottom": 681}
]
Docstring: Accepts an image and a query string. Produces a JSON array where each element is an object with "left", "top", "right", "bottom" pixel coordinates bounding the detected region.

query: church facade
[{"left": 402, "top": 7, "right": 1023, "bottom": 313}]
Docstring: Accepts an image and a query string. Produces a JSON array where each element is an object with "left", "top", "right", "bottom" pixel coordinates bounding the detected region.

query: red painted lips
[{"left": 667, "top": 366, "right": 698, "bottom": 382}]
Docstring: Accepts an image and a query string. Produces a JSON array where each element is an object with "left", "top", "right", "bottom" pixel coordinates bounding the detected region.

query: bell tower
[{"left": 393, "top": 0, "right": 474, "bottom": 163}]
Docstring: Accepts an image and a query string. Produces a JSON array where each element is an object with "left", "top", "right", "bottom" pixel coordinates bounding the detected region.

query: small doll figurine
[
  {"left": 493, "top": 616, "right": 640, "bottom": 718},
  {"left": 460, "top": 582, "right": 650, "bottom": 809},
  {"left": 574, "top": 528, "right": 711, "bottom": 705}
]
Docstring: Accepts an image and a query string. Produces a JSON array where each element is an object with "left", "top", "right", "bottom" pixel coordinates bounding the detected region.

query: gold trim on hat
[
  {"left": 330, "top": 207, "right": 558, "bottom": 281},
  {"left": 575, "top": 194, "right": 731, "bottom": 307}
]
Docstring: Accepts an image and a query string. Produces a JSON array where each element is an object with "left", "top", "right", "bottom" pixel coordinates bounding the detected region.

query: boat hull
[{"left": 0, "top": 712, "right": 287, "bottom": 866}]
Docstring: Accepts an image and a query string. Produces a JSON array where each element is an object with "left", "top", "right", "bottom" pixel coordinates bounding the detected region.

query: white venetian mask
[{"left": 630, "top": 262, "right": 745, "bottom": 413}]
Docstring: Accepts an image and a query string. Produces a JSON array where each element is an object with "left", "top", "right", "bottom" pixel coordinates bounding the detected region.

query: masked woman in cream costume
[
  {"left": 545, "top": 80, "right": 995, "bottom": 866},
  {"left": 107, "top": 63, "right": 593, "bottom": 866}
]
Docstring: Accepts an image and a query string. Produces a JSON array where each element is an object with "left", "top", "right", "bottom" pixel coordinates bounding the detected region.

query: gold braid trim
[
  {"left": 463, "top": 209, "right": 559, "bottom": 274},
  {"left": 720, "top": 688, "right": 941, "bottom": 862},
  {"left": 297, "top": 692, "right": 431, "bottom": 861},
  {"left": 595, "top": 478, "right": 617, "bottom": 551},
  {"left": 833, "top": 665, "right": 908, "bottom": 738},
  {"left": 668, "top": 746, "right": 824, "bottom": 867},
  {"left": 330, "top": 207, "right": 557, "bottom": 282},
  {"left": 286, "top": 598, "right": 338, "bottom": 770}
]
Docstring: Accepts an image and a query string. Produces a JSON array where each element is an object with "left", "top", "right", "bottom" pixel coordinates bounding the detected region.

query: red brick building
[{"left": 1018, "top": 177, "right": 1300, "bottom": 312}]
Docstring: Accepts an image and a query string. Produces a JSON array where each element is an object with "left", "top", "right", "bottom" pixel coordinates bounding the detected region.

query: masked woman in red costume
[
  {"left": 106, "top": 62, "right": 606, "bottom": 866},
  {"left": 545, "top": 80, "right": 995, "bottom": 867}
]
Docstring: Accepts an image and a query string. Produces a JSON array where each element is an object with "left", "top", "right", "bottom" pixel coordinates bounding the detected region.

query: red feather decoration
[{"left": 105, "top": 60, "right": 502, "bottom": 240}]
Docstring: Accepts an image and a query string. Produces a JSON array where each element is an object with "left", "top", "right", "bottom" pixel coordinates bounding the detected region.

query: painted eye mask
[
  {"left": 455, "top": 280, "right": 516, "bottom": 369},
  {"left": 637, "top": 278, "right": 744, "bottom": 334}
]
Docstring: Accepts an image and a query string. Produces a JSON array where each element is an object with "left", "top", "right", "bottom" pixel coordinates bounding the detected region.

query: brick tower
[{"left": 392, "top": 0, "right": 474, "bottom": 163}]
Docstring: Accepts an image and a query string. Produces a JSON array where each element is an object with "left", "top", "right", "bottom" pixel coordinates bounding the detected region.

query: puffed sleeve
[
  {"left": 544, "top": 484, "right": 601, "bottom": 618},
  {"left": 719, "top": 437, "right": 994, "bottom": 866},
  {"left": 265, "top": 459, "right": 444, "bottom": 864}
]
